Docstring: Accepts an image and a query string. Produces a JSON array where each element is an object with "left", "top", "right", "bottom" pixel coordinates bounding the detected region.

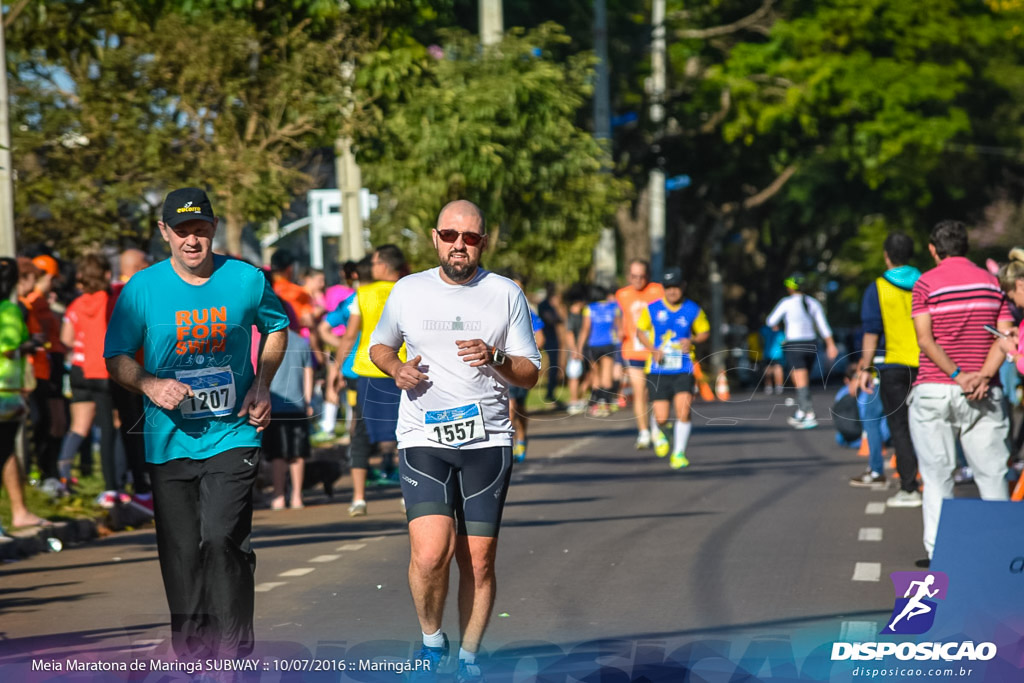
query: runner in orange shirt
[
  {"left": 615, "top": 259, "right": 664, "bottom": 449},
  {"left": 270, "top": 249, "right": 317, "bottom": 333}
]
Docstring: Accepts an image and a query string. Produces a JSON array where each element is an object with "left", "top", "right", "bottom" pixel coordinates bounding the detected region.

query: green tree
[
  {"left": 6, "top": 1, "right": 369, "bottom": 255},
  {"left": 357, "top": 24, "right": 631, "bottom": 285}
]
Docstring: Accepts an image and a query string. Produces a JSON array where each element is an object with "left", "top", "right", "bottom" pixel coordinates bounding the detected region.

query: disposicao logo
[
  {"left": 881, "top": 571, "right": 948, "bottom": 635},
  {"left": 830, "top": 570, "right": 998, "bottom": 662}
]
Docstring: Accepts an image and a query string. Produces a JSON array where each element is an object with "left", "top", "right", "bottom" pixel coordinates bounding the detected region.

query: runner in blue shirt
[
  {"left": 577, "top": 286, "right": 620, "bottom": 416},
  {"left": 636, "top": 268, "right": 710, "bottom": 469},
  {"left": 104, "top": 187, "right": 289, "bottom": 659}
]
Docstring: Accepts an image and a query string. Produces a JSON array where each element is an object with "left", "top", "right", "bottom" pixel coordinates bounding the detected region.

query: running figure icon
[{"left": 888, "top": 574, "right": 940, "bottom": 632}]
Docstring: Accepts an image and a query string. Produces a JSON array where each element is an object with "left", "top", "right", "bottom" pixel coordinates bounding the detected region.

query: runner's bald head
[{"left": 437, "top": 200, "right": 485, "bottom": 231}]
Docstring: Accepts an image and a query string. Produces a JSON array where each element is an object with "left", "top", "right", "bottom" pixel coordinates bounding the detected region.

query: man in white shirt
[
  {"left": 369, "top": 200, "right": 541, "bottom": 683},
  {"left": 766, "top": 273, "right": 839, "bottom": 428}
]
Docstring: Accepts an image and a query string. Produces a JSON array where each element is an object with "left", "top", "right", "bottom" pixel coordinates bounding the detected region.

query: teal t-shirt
[{"left": 103, "top": 255, "right": 290, "bottom": 464}]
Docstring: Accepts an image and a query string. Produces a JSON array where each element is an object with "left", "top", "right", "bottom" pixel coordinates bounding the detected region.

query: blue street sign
[
  {"left": 666, "top": 175, "right": 691, "bottom": 192},
  {"left": 611, "top": 112, "right": 639, "bottom": 128}
]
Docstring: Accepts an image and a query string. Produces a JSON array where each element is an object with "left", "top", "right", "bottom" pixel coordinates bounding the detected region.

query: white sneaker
[
  {"left": 567, "top": 401, "right": 586, "bottom": 416},
  {"left": 789, "top": 412, "right": 818, "bottom": 429},
  {"left": 786, "top": 410, "right": 806, "bottom": 426},
  {"left": 887, "top": 490, "right": 923, "bottom": 508},
  {"left": 635, "top": 432, "right": 652, "bottom": 449},
  {"left": 348, "top": 500, "right": 367, "bottom": 517}
]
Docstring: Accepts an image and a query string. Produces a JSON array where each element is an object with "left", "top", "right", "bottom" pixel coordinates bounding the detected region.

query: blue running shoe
[
  {"left": 456, "top": 660, "right": 485, "bottom": 683},
  {"left": 408, "top": 633, "right": 449, "bottom": 681}
]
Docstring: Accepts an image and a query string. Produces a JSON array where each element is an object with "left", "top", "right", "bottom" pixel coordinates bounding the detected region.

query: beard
[{"left": 440, "top": 251, "right": 478, "bottom": 282}]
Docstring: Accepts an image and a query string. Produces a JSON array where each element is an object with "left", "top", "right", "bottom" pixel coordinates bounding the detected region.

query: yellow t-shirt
[{"left": 352, "top": 280, "right": 405, "bottom": 378}]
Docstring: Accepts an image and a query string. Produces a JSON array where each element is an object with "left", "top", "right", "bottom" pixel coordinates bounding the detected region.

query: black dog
[{"left": 302, "top": 458, "right": 343, "bottom": 499}]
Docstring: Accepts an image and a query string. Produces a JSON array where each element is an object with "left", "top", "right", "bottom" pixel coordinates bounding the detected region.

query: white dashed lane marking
[
  {"left": 255, "top": 582, "right": 288, "bottom": 592},
  {"left": 840, "top": 621, "right": 879, "bottom": 641},
  {"left": 310, "top": 555, "right": 340, "bottom": 563},
  {"left": 336, "top": 543, "right": 367, "bottom": 551},
  {"left": 852, "top": 562, "right": 882, "bottom": 582},
  {"left": 858, "top": 528, "right": 883, "bottom": 542},
  {"left": 865, "top": 502, "right": 886, "bottom": 515},
  {"left": 278, "top": 568, "right": 316, "bottom": 578}
]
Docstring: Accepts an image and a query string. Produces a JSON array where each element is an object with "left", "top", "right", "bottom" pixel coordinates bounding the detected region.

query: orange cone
[
  {"left": 715, "top": 372, "right": 731, "bottom": 401},
  {"left": 694, "top": 362, "right": 715, "bottom": 401},
  {"left": 858, "top": 433, "right": 870, "bottom": 457},
  {"left": 1012, "top": 468, "right": 1024, "bottom": 502}
]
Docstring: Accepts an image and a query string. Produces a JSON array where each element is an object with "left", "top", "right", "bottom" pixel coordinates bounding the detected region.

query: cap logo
[{"left": 177, "top": 202, "right": 202, "bottom": 214}]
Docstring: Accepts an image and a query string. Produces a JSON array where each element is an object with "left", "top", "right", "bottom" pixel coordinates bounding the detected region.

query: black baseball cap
[
  {"left": 662, "top": 267, "right": 685, "bottom": 288},
  {"left": 162, "top": 187, "right": 216, "bottom": 228}
]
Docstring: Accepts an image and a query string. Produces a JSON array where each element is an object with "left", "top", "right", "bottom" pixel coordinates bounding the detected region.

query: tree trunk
[
  {"left": 224, "top": 212, "right": 244, "bottom": 257},
  {"left": 616, "top": 188, "right": 651, "bottom": 268}
]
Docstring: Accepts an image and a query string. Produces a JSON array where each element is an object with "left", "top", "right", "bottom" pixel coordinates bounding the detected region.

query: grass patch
[{"left": 1, "top": 467, "right": 108, "bottom": 529}]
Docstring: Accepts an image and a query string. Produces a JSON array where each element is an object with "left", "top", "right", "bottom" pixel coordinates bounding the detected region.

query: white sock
[
  {"left": 422, "top": 629, "right": 445, "bottom": 648},
  {"left": 459, "top": 647, "right": 476, "bottom": 664},
  {"left": 639, "top": 429, "right": 650, "bottom": 440},
  {"left": 674, "top": 421, "right": 691, "bottom": 454},
  {"left": 320, "top": 401, "right": 338, "bottom": 433}
]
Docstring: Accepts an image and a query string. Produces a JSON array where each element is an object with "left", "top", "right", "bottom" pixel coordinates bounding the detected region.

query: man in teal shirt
[{"left": 105, "top": 187, "right": 288, "bottom": 658}]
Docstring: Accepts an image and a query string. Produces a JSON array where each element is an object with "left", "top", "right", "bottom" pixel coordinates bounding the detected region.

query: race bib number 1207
[
  {"left": 175, "top": 366, "right": 236, "bottom": 419},
  {"left": 424, "top": 403, "right": 486, "bottom": 448}
]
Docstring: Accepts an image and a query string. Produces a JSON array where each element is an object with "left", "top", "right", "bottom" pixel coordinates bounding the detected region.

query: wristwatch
[{"left": 489, "top": 347, "right": 507, "bottom": 367}]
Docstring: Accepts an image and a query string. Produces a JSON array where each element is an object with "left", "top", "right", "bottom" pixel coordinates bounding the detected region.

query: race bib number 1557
[{"left": 424, "top": 403, "right": 486, "bottom": 448}]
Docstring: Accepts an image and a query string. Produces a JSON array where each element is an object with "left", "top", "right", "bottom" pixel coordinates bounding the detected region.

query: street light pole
[
  {"left": 648, "top": 0, "right": 666, "bottom": 281},
  {"left": 0, "top": 17, "right": 17, "bottom": 257}
]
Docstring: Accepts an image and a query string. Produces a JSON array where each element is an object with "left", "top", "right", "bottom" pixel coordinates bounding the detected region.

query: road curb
[{"left": 0, "top": 518, "right": 99, "bottom": 561}]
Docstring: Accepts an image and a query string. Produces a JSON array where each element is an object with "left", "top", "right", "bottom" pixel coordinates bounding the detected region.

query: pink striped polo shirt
[{"left": 911, "top": 256, "right": 1013, "bottom": 385}]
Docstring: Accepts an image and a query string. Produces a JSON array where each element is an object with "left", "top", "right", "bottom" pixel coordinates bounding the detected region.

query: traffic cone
[
  {"left": 715, "top": 372, "right": 731, "bottom": 401},
  {"left": 1011, "top": 467, "right": 1024, "bottom": 502},
  {"left": 694, "top": 362, "right": 715, "bottom": 401},
  {"left": 858, "top": 433, "right": 870, "bottom": 457}
]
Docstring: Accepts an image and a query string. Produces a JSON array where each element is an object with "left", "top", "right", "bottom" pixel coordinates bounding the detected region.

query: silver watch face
[{"left": 492, "top": 349, "right": 506, "bottom": 366}]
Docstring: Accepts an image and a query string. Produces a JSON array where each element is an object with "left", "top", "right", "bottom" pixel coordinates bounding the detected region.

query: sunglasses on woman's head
[{"left": 436, "top": 229, "right": 485, "bottom": 247}]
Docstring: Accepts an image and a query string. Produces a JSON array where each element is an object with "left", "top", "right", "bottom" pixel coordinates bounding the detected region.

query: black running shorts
[
  {"left": 782, "top": 341, "right": 818, "bottom": 372},
  {"left": 399, "top": 445, "right": 513, "bottom": 538},
  {"left": 648, "top": 372, "right": 696, "bottom": 402}
]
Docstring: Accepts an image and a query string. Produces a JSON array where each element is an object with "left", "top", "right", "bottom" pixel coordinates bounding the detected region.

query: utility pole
[
  {"left": 336, "top": 137, "right": 365, "bottom": 262},
  {"left": 648, "top": 0, "right": 666, "bottom": 281},
  {"left": 592, "top": 0, "right": 617, "bottom": 290},
  {"left": 709, "top": 235, "right": 725, "bottom": 376},
  {"left": 479, "top": 0, "right": 503, "bottom": 47},
  {"left": 0, "top": 17, "right": 16, "bottom": 257}
]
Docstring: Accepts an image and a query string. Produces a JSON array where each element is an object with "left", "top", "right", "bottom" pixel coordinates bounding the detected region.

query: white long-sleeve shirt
[{"left": 766, "top": 293, "right": 833, "bottom": 343}]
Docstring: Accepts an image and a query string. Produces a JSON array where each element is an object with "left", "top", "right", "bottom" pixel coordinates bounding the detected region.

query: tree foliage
[
  {"left": 358, "top": 23, "right": 631, "bottom": 285},
  {"left": 7, "top": 0, "right": 368, "bottom": 254}
]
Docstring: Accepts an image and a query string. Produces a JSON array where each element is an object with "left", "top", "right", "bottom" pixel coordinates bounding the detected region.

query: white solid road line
[
  {"left": 852, "top": 562, "right": 882, "bottom": 582},
  {"left": 278, "top": 568, "right": 316, "bottom": 578},
  {"left": 858, "top": 528, "right": 883, "bottom": 542}
]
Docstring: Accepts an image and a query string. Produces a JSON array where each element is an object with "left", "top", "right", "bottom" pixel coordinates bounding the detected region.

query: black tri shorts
[
  {"left": 399, "top": 445, "right": 513, "bottom": 538},
  {"left": 648, "top": 372, "right": 696, "bottom": 402}
]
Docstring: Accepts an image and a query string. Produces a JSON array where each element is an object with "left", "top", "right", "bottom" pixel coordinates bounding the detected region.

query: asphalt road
[{"left": 0, "top": 388, "right": 955, "bottom": 681}]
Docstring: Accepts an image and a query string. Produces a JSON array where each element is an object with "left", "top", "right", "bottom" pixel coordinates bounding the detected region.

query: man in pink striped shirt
[{"left": 910, "top": 220, "right": 1014, "bottom": 562}]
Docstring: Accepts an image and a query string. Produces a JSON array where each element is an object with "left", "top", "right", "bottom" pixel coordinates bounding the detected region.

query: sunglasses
[{"left": 436, "top": 229, "right": 485, "bottom": 247}]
